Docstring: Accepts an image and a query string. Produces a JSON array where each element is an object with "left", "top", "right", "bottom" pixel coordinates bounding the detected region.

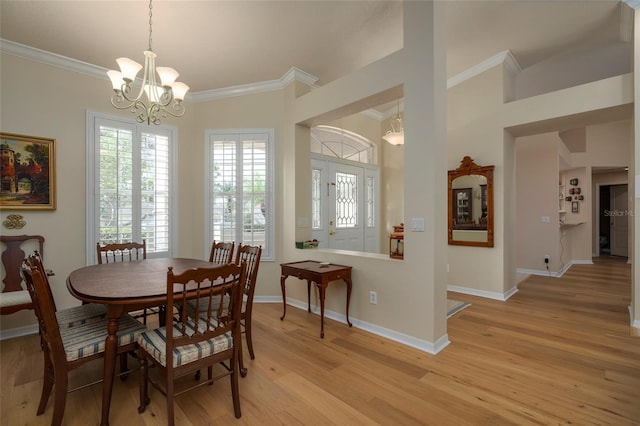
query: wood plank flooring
[{"left": 1, "top": 257, "right": 639, "bottom": 425}]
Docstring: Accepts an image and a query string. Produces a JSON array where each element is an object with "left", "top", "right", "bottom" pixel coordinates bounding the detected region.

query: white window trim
[
  {"left": 86, "top": 111, "right": 179, "bottom": 264},
  {"left": 204, "top": 128, "right": 275, "bottom": 261}
]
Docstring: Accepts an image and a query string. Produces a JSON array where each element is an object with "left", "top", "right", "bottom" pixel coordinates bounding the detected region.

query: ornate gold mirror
[{"left": 448, "top": 156, "right": 494, "bottom": 247}]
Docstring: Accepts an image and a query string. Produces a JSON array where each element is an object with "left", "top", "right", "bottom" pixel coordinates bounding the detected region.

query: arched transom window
[{"left": 311, "top": 125, "right": 375, "bottom": 164}]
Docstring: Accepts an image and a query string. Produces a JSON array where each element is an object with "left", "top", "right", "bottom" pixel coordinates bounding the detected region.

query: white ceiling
[{"left": 0, "top": 1, "right": 631, "bottom": 110}]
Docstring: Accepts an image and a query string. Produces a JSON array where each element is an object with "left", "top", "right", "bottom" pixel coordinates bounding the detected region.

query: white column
[{"left": 403, "top": 1, "right": 449, "bottom": 346}]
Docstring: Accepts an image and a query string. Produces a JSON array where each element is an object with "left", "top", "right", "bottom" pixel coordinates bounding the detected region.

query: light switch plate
[{"left": 411, "top": 218, "right": 425, "bottom": 231}]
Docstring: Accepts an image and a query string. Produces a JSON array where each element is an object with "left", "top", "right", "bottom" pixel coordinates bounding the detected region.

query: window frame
[
  {"left": 204, "top": 129, "right": 275, "bottom": 261},
  {"left": 86, "top": 111, "right": 178, "bottom": 264}
]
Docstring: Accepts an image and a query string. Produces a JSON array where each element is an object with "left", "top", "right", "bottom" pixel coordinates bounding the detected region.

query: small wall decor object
[
  {"left": 571, "top": 201, "right": 579, "bottom": 213},
  {"left": 0, "top": 132, "right": 56, "bottom": 210},
  {"left": 574, "top": 187, "right": 581, "bottom": 195},
  {"left": 569, "top": 188, "right": 575, "bottom": 194},
  {"left": 389, "top": 223, "right": 404, "bottom": 259},
  {"left": 565, "top": 196, "right": 572, "bottom": 201},
  {"left": 578, "top": 195, "right": 584, "bottom": 201},
  {"left": 3, "top": 214, "right": 26, "bottom": 229},
  {"left": 570, "top": 178, "right": 579, "bottom": 186}
]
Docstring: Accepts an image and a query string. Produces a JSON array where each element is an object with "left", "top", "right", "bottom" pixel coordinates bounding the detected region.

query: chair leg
[
  {"left": 120, "top": 353, "right": 128, "bottom": 381},
  {"left": 231, "top": 350, "right": 241, "bottom": 419},
  {"left": 137, "top": 353, "right": 150, "bottom": 414},
  {"left": 238, "top": 335, "right": 247, "bottom": 377},
  {"left": 51, "top": 366, "right": 68, "bottom": 426},
  {"left": 166, "top": 371, "right": 175, "bottom": 426},
  {"left": 244, "top": 318, "right": 255, "bottom": 360},
  {"left": 37, "top": 353, "right": 54, "bottom": 415}
]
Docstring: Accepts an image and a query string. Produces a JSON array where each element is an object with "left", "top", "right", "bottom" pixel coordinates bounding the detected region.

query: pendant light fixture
[
  {"left": 382, "top": 100, "right": 404, "bottom": 146},
  {"left": 107, "top": 0, "right": 189, "bottom": 125}
]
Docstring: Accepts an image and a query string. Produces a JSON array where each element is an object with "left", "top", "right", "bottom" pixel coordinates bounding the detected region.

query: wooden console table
[{"left": 280, "top": 260, "right": 353, "bottom": 338}]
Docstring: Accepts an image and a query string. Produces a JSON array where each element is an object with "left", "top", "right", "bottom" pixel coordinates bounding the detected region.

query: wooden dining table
[{"left": 66, "top": 257, "right": 218, "bottom": 426}]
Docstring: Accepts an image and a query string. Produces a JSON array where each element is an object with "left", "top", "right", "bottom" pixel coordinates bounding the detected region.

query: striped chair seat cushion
[
  {"left": 62, "top": 314, "right": 146, "bottom": 362},
  {"left": 56, "top": 303, "right": 107, "bottom": 329},
  {"left": 137, "top": 319, "right": 233, "bottom": 368},
  {"left": 184, "top": 294, "right": 247, "bottom": 319}
]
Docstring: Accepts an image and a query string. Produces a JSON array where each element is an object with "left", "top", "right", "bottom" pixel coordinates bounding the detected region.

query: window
[
  {"left": 310, "top": 125, "right": 375, "bottom": 164},
  {"left": 87, "top": 112, "right": 177, "bottom": 262},
  {"left": 205, "top": 130, "right": 274, "bottom": 261}
]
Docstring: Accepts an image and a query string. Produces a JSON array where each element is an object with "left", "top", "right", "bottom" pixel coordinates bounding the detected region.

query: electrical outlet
[
  {"left": 544, "top": 255, "right": 550, "bottom": 264},
  {"left": 369, "top": 291, "right": 377, "bottom": 305}
]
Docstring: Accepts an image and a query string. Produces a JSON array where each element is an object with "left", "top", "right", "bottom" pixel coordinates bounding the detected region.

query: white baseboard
[
  {"left": 629, "top": 305, "right": 640, "bottom": 330},
  {"left": 255, "top": 296, "right": 448, "bottom": 354},
  {"left": 447, "top": 285, "right": 518, "bottom": 301},
  {"left": 571, "top": 259, "right": 594, "bottom": 265},
  {"left": 0, "top": 324, "right": 38, "bottom": 341},
  {"left": 517, "top": 259, "right": 588, "bottom": 279},
  {"left": 517, "top": 267, "right": 568, "bottom": 278}
]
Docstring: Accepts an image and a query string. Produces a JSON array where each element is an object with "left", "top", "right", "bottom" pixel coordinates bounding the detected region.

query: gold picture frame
[{"left": 0, "top": 132, "right": 56, "bottom": 210}]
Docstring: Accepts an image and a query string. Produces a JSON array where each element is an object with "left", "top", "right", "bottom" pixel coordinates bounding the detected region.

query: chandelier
[
  {"left": 382, "top": 101, "right": 404, "bottom": 146},
  {"left": 107, "top": 0, "right": 189, "bottom": 125}
]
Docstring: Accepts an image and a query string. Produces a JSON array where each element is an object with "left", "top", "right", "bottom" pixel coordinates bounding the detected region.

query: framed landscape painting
[{"left": 0, "top": 132, "right": 56, "bottom": 210}]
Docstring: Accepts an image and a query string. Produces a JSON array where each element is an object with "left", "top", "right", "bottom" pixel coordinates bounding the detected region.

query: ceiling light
[
  {"left": 107, "top": 0, "right": 189, "bottom": 125},
  {"left": 383, "top": 101, "right": 404, "bottom": 146}
]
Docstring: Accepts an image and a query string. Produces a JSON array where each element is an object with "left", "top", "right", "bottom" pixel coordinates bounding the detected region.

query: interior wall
[
  {"left": 564, "top": 167, "right": 590, "bottom": 264},
  {"left": 447, "top": 65, "right": 508, "bottom": 296},
  {"left": 515, "top": 133, "right": 561, "bottom": 272},
  {"left": 289, "top": 1, "right": 449, "bottom": 347},
  {"left": 515, "top": 42, "right": 632, "bottom": 100}
]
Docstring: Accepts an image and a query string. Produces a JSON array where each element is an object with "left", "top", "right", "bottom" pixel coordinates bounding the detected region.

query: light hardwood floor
[{"left": 1, "top": 257, "right": 639, "bottom": 425}]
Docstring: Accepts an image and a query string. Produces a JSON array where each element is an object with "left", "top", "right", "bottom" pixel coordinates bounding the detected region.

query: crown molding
[
  {"left": 189, "top": 66, "right": 319, "bottom": 102},
  {"left": 447, "top": 49, "right": 521, "bottom": 89},
  {"left": 2, "top": 37, "right": 521, "bottom": 109},
  {"left": 0, "top": 38, "right": 108, "bottom": 80},
  {"left": 0, "top": 39, "right": 320, "bottom": 102}
]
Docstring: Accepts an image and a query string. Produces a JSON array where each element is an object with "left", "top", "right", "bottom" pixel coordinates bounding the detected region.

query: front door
[{"left": 311, "top": 158, "right": 379, "bottom": 253}]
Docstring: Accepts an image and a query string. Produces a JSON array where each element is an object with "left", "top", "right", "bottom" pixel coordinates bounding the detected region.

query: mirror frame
[{"left": 448, "top": 156, "right": 495, "bottom": 247}]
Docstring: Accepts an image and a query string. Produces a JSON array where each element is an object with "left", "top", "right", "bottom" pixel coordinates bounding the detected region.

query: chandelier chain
[{"left": 148, "top": 0, "right": 153, "bottom": 51}]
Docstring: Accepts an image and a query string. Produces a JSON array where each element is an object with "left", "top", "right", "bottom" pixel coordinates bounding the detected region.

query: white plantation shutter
[
  {"left": 88, "top": 113, "right": 176, "bottom": 262},
  {"left": 205, "top": 130, "right": 274, "bottom": 260}
]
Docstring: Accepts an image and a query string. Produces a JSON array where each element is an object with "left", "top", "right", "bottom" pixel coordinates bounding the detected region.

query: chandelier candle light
[
  {"left": 382, "top": 100, "right": 404, "bottom": 146},
  {"left": 107, "top": 0, "right": 189, "bottom": 125}
]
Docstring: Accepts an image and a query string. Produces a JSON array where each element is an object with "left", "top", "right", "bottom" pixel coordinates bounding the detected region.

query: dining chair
[
  {"left": 96, "top": 241, "right": 160, "bottom": 325},
  {"left": 28, "top": 251, "right": 107, "bottom": 329},
  {"left": 233, "top": 244, "right": 262, "bottom": 373},
  {"left": 208, "top": 240, "right": 235, "bottom": 264},
  {"left": 136, "top": 263, "right": 246, "bottom": 425},
  {"left": 1, "top": 234, "right": 45, "bottom": 315},
  {"left": 22, "top": 255, "right": 146, "bottom": 426},
  {"left": 186, "top": 244, "right": 262, "bottom": 376}
]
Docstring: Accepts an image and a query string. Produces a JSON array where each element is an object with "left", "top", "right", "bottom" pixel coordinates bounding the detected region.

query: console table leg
[
  {"left": 318, "top": 283, "right": 327, "bottom": 338},
  {"left": 345, "top": 278, "right": 353, "bottom": 327},
  {"left": 279, "top": 275, "right": 287, "bottom": 321}
]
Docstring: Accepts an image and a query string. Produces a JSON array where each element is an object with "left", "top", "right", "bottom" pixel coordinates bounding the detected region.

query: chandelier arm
[{"left": 118, "top": 81, "right": 146, "bottom": 105}]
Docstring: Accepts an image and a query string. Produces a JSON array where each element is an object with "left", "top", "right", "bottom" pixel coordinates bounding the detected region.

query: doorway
[
  {"left": 598, "top": 184, "right": 628, "bottom": 258},
  {"left": 311, "top": 157, "right": 380, "bottom": 253}
]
